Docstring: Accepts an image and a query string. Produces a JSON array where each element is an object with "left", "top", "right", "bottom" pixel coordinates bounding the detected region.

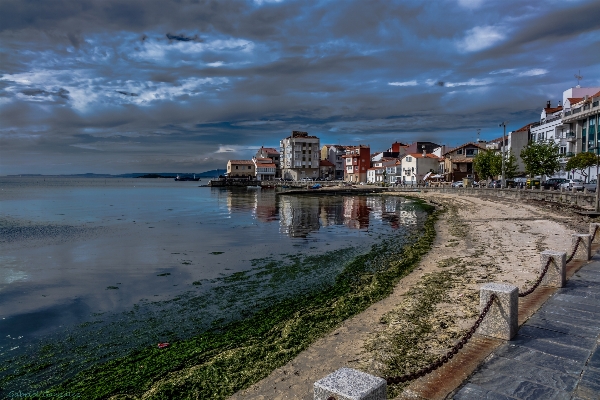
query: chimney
[
  {"left": 558, "top": 100, "right": 561, "bottom": 107},
  {"left": 422, "top": 145, "right": 426, "bottom": 157},
  {"left": 546, "top": 100, "right": 551, "bottom": 108}
]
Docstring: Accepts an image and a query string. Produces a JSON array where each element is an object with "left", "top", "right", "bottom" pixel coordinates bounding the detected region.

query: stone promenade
[{"left": 453, "top": 256, "right": 600, "bottom": 399}]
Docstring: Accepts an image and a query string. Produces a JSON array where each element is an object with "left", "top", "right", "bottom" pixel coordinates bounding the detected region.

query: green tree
[
  {"left": 565, "top": 152, "right": 599, "bottom": 180},
  {"left": 473, "top": 150, "right": 501, "bottom": 180},
  {"left": 504, "top": 150, "right": 519, "bottom": 179},
  {"left": 520, "top": 141, "right": 560, "bottom": 177}
]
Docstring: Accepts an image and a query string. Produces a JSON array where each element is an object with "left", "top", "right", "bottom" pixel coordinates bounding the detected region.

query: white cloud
[
  {"left": 207, "top": 61, "right": 225, "bottom": 67},
  {"left": 458, "top": 26, "right": 505, "bottom": 52},
  {"left": 388, "top": 80, "right": 418, "bottom": 86},
  {"left": 489, "top": 69, "right": 516, "bottom": 75},
  {"left": 445, "top": 78, "right": 493, "bottom": 87},
  {"left": 518, "top": 68, "right": 548, "bottom": 77}
]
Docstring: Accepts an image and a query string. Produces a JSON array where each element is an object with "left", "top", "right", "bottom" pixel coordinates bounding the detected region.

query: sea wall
[{"left": 388, "top": 186, "right": 598, "bottom": 209}]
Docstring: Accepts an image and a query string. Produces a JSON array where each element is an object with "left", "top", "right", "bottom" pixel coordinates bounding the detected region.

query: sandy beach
[{"left": 229, "top": 192, "right": 590, "bottom": 400}]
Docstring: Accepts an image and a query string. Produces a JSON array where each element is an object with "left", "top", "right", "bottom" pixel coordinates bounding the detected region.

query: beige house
[
  {"left": 280, "top": 131, "right": 320, "bottom": 181},
  {"left": 442, "top": 143, "right": 486, "bottom": 182},
  {"left": 227, "top": 160, "right": 255, "bottom": 178}
]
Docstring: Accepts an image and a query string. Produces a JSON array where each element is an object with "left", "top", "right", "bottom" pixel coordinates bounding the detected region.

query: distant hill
[{"left": 7, "top": 169, "right": 227, "bottom": 178}]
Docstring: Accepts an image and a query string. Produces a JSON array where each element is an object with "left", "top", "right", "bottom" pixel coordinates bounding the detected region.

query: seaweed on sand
[{"left": 31, "top": 200, "right": 438, "bottom": 399}]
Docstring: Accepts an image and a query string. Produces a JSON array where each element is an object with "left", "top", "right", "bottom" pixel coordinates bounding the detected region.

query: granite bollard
[
  {"left": 314, "top": 368, "right": 386, "bottom": 400},
  {"left": 571, "top": 234, "right": 591, "bottom": 261},
  {"left": 477, "top": 283, "right": 518, "bottom": 340},
  {"left": 540, "top": 251, "right": 566, "bottom": 287},
  {"left": 590, "top": 223, "right": 600, "bottom": 244}
]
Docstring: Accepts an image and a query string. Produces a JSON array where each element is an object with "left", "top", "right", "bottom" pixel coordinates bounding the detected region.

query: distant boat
[{"left": 175, "top": 174, "right": 200, "bottom": 181}]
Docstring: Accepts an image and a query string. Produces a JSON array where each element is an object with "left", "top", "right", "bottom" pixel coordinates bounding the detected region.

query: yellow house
[{"left": 227, "top": 160, "right": 255, "bottom": 178}]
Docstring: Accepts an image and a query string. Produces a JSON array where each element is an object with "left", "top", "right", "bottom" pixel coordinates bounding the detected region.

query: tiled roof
[
  {"left": 404, "top": 153, "right": 441, "bottom": 160},
  {"left": 443, "top": 142, "right": 486, "bottom": 156},
  {"left": 229, "top": 160, "right": 254, "bottom": 164},
  {"left": 254, "top": 157, "right": 272, "bottom": 162},
  {"left": 259, "top": 147, "right": 280, "bottom": 154},
  {"left": 368, "top": 167, "right": 385, "bottom": 171},
  {"left": 544, "top": 106, "right": 563, "bottom": 113},
  {"left": 319, "top": 159, "right": 335, "bottom": 167},
  {"left": 567, "top": 97, "right": 583, "bottom": 105},
  {"left": 515, "top": 123, "right": 535, "bottom": 132},
  {"left": 256, "top": 163, "right": 276, "bottom": 168}
]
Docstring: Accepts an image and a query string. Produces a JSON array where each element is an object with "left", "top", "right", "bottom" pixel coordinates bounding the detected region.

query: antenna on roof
[
  {"left": 575, "top": 70, "right": 583, "bottom": 88},
  {"left": 476, "top": 128, "right": 481, "bottom": 142}
]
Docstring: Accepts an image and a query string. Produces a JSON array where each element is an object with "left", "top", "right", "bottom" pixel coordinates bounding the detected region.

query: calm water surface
[{"left": 0, "top": 177, "right": 427, "bottom": 390}]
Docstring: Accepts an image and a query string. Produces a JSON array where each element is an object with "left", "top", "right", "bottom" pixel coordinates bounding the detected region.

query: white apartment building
[
  {"left": 400, "top": 153, "right": 440, "bottom": 185},
  {"left": 280, "top": 131, "right": 320, "bottom": 181},
  {"left": 253, "top": 157, "right": 276, "bottom": 181}
]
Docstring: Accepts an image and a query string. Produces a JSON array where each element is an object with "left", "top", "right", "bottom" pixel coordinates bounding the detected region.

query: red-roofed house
[
  {"left": 319, "top": 159, "right": 335, "bottom": 180},
  {"left": 321, "top": 144, "right": 349, "bottom": 179},
  {"left": 442, "top": 143, "right": 485, "bottom": 182},
  {"left": 227, "top": 160, "right": 255, "bottom": 179},
  {"left": 253, "top": 157, "right": 276, "bottom": 181},
  {"left": 343, "top": 145, "right": 370, "bottom": 183},
  {"left": 400, "top": 152, "right": 442, "bottom": 185},
  {"left": 255, "top": 146, "right": 281, "bottom": 178}
]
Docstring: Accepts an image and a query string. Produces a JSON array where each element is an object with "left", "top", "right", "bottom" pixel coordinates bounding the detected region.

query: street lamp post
[{"left": 499, "top": 121, "right": 508, "bottom": 187}]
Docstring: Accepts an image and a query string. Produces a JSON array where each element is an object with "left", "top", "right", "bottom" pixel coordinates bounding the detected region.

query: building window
[
  {"left": 466, "top": 149, "right": 477, "bottom": 157},
  {"left": 236, "top": 166, "right": 238, "bottom": 169},
  {"left": 457, "top": 149, "right": 463, "bottom": 155},
  {"left": 406, "top": 156, "right": 412, "bottom": 162},
  {"left": 248, "top": 166, "right": 251, "bottom": 169}
]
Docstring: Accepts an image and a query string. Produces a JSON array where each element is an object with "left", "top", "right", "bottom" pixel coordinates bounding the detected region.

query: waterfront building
[
  {"left": 563, "top": 89, "right": 600, "bottom": 179},
  {"left": 253, "top": 157, "right": 276, "bottom": 181},
  {"left": 386, "top": 159, "right": 402, "bottom": 184},
  {"left": 227, "top": 160, "right": 255, "bottom": 179},
  {"left": 255, "top": 146, "right": 281, "bottom": 178},
  {"left": 367, "top": 157, "right": 398, "bottom": 183},
  {"left": 404, "top": 141, "right": 441, "bottom": 155},
  {"left": 400, "top": 151, "right": 441, "bottom": 185},
  {"left": 442, "top": 142, "right": 485, "bottom": 182},
  {"left": 367, "top": 167, "right": 385, "bottom": 183},
  {"left": 320, "top": 144, "right": 348, "bottom": 179},
  {"left": 319, "top": 159, "right": 335, "bottom": 180},
  {"left": 280, "top": 131, "right": 320, "bottom": 181},
  {"left": 342, "top": 145, "right": 370, "bottom": 183},
  {"left": 486, "top": 124, "right": 531, "bottom": 174}
]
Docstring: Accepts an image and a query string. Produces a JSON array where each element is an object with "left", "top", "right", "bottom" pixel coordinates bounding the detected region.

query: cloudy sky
[{"left": 1, "top": 0, "right": 599, "bottom": 174}]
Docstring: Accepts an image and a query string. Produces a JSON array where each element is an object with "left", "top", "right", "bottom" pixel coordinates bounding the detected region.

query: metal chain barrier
[
  {"left": 384, "top": 294, "right": 497, "bottom": 386},
  {"left": 566, "top": 236, "right": 582, "bottom": 264},
  {"left": 518, "top": 257, "right": 552, "bottom": 298},
  {"left": 592, "top": 225, "right": 599, "bottom": 242}
]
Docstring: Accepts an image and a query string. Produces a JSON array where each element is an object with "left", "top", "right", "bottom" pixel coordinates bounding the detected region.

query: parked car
[
  {"left": 513, "top": 177, "right": 527, "bottom": 188},
  {"left": 489, "top": 180, "right": 503, "bottom": 188},
  {"left": 542, "top": 178, "right": 568, "bottom": 190},
  {"left": 583, "top": 179, "right": 598, "bottom": 192},
  {"left": 560, "top": 179, "right": 584, "bottom": 191},
  {"left": 452, "top": 181, "right": 463, "bottom": 187},
  {"left": 300, "top": 177, "right": 314, "bottom": 182}
]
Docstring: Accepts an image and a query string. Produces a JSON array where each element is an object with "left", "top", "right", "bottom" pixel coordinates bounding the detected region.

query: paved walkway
[{"left": 453, "top": 256, "right": 600, "bottom": 400}]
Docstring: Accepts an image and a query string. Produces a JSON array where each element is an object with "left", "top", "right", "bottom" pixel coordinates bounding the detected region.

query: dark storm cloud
[
  {"left": 1, "top": 0, "right": 599, "bottom": 174},
  {"left": 115, "top": 90, "right": 139, "bottom": 97},
  {"left": 166, "top": 33, "right": 202, "bottom": 42}
]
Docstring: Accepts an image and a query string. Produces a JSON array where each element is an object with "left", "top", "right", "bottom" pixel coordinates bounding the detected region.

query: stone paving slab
[
  {"left": 466, "top": 355, "right": 578, "bottom": 392},
  {"left": 453, "top": 383, "right": 515, "bottom": 400},
  {"left": 517, "top": 325, "right": 597, "bottom": 350},
  {"left": 453, "top": 259, "right": 600, "bottom": 399}
]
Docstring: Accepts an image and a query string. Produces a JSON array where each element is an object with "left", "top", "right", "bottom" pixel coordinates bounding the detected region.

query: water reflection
[{"left": 218, "top": 188, "right": 419, "bottom": 238}]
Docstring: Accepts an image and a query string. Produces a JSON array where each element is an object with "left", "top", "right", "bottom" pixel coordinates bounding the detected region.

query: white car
[
  {"left": 560, "top": 179, "right": 584, "bottom": 191},
  {"left": 452, "top": 181, "right": 463, "bottom": 187}
]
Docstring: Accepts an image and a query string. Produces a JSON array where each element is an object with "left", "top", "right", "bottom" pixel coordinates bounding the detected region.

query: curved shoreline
[
  {"left": 230, "top": 192, "right": 586, "bottom": 399},
  {"left": 31, "top": 198, "right": 436, "bottom": 399}
]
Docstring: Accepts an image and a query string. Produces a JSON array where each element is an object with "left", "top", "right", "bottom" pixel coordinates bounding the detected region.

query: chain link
[
  {"left": 592, "top": 226, "right": 599, "bottom": 243},
  {"left": 518, "top": 257, "right": 552, "bottom": 297},
  {"left": 566, "top": 236, "right": 582, "bottom": 264},
  {"left": 384, "top": 294, "right": 496, "bottom": 386}
]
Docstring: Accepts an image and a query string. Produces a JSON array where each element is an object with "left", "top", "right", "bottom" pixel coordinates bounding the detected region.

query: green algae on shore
[{"left": 18, "top": 197, "right": 437, "bottom": 400}]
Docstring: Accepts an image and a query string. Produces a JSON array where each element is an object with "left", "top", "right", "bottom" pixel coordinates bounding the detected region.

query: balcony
[{"left": 566, "top": 132, "right": 576, "bottom": 141}]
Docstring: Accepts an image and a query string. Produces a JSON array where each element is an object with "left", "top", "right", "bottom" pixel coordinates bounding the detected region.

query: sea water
[{"left": 0, "top": 177, "right": 428, "bottom": 391}]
